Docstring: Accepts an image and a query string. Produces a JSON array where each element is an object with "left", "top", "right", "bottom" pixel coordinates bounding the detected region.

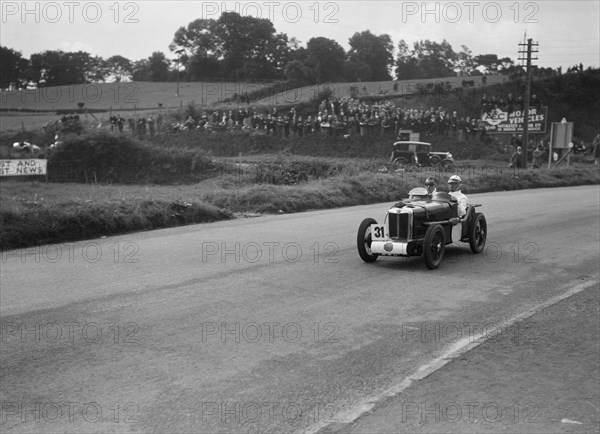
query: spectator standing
[
  {"left": 531, "top": 146, "right": 544, "bottom": 169},
  {"left": 510, "top": 146, "right": 523, "bottom": 168},
  {"left": 156, "top": 114, "right": 163, "bottom": 133},
  {"left": 148, "top": 116, "right": 155, "bottom": 138}
]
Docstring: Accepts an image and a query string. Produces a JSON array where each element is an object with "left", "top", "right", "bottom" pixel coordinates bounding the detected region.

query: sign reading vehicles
[
  {"left": 0, "top": 159, "right": 47, "bottom": 176},
  {"left": 481, "top": 106, "right": 548, "bottom": 134}
]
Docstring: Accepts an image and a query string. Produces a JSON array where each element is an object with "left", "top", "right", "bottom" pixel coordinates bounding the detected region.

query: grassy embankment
[{"left": 1, "top": 131, "right": 598, "bottom": 250}]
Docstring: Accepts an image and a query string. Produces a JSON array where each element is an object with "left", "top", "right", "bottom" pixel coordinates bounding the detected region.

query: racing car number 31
[{"left": 371, "top": 225, "right": 386, "bottom": 240}]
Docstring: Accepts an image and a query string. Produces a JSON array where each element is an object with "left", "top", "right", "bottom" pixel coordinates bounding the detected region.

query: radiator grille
[{"left": 389, "top": 213, "right": 409, "bottom": 240}]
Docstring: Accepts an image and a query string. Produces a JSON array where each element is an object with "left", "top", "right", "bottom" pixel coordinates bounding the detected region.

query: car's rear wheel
[
  {"left": 393, "top": 157, "right": 408, "bottom": 167},
  {"left": 430, "top": 155, "right": 442, "bottom": 165},
  {"left": 423, "top": 224, "right": 446, "bottom": 269},
  {"left": 469, "top": 213, "right": 487, "bottom": 253},
  {"left": 357, "top": 218, "right": 379, "bottom": 263}
]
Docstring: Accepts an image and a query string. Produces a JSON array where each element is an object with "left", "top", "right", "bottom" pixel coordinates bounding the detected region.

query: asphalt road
[{"left": 1, "top": 185, "right": 599, "bottom": 433}]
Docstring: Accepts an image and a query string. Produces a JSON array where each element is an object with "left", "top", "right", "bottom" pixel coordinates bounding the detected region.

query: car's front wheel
[
  {"left": 357, "top": 218, "right": 379, "bottom": 263},
  {"left": 469, "top": 213, "right": 487, "bottom": 253},
  {"left": 423, "top": 224, "right": 446, "bottom": 269}
]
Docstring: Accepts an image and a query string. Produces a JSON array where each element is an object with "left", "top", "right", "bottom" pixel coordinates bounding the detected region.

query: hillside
[
  {"left": 0, "top": 81, "right": 277, "bottom": 112},
  {"left": 252, "top": 75, "right": 509, "bottom": 106}
]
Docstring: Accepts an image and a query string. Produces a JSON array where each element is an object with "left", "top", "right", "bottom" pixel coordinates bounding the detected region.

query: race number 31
[{"left": 371, "top": 225, "right": 386, "bottom": 240}]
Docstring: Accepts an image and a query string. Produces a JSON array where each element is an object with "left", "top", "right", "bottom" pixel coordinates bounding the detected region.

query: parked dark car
[{"left": 390, "top": 141, "right": 454, "bottom": 169}]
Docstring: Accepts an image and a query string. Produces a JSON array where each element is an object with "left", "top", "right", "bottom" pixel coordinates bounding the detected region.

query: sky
[{"left": 1, "top": 0, "right": 599, "bottom": 71}]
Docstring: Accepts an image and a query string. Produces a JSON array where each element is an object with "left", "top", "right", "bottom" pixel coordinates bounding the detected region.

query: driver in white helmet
[{"left": 447, "top": 175, "right": 468, "bottom": 217}]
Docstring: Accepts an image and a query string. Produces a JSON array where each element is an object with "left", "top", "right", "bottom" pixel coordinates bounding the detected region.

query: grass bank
[{"left": 1, "top": 162, "right": 598, "bottom": 250}]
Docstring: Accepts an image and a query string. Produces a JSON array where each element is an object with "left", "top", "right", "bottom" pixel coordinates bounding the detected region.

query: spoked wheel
[
  {"left": 423, "top": 224, "right": 446, "bottom": 269},
  {"left": 438, "top": 160, "right": 454, "bottom": 172},
  {"left": 469, "top": 213, "right": 487, "bottom": 253},
  {"left": 357, "top": 218, "right": 379, "bottom": 263},
  {"left": 430, "top": 155, "right": 442, "bottom": 165},
  {"left": 393, "top": 158, "right": 408, "bottom": 168}
]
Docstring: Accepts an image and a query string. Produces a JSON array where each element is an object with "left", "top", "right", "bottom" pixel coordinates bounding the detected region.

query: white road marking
[{"left": 306, "top": 276, "right": 600, "bottom": 434}]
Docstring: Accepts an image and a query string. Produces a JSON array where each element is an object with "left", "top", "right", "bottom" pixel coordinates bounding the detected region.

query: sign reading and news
[
  {"left": 481, "top": 106, "right": 548, "bottom": 134},
  {"left": 0, "top": 159, "right": 47, "bottom": 177}
]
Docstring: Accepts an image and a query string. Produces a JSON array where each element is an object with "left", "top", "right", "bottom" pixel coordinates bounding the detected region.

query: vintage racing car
[{"left": 357, "top": 188, "right": 487, "bottom": 269}]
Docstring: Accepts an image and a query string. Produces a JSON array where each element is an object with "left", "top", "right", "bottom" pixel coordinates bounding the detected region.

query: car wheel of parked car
[
  {"left": 439, "top": 160, "right": 454, "bottom": 171},
  {"left": 393, "top": 157, "right": 408, "bottom": 167},
  {"left": 430, "top": 155, "right": 441, "bottom": 165},
  {"left": 423, "top": 224, "right": 446, "bottom": 269},
  {"left": 357, "top": 218, "right": 379, "bottom": 263},
  {"left": 469, "top": 213, "right": 487, "bottom": 253}
]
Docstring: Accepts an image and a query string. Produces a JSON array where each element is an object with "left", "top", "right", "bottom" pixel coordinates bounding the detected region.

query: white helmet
[{"left": 448, "top": 175, "right": 462, "bottom": 183}]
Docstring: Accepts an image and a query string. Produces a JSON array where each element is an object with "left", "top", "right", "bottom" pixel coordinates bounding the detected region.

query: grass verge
[
  {"left": 0, "top": 195, "right": 231, "bottom": 251},
  {"left": 1, "top": 163, "right": 598, "bottom": 250}
]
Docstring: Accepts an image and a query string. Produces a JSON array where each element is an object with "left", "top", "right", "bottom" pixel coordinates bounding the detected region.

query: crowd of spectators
[
  {"left": 481, "top": 92, "right": 542, "bottom": 114},
  {"left": 161, "top": 96, "right": 486, "bottom": 142},
  {"left": 110, "top": 114, "right": 164, "bottom": 138}
]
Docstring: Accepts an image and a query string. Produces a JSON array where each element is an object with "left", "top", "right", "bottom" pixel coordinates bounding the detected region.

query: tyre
[
  {"left": 393, "top": 157, "right": 408, "bottom": 167},
  {"left": 357, "top": 218, "right": 379, "bottom": 263},
  {"left": 439, "top": 160, "right": 454, "bottom": 171},
  {"left": 430, "top": 155, "right": 441, "bottom": 165},
  {"left": 423, "top": 224, "right": 446, "bottom": 269},
  {"left": 469, "top": 213, "right": 487, "bottom": 253}
]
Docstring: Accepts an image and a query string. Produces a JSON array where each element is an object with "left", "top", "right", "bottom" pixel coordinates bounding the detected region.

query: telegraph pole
[{"left": 518, "top": 38, "right": 539, "bottom": 168}]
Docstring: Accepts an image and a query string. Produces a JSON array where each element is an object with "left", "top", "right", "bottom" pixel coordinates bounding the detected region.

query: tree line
[{"left": 1, "top": 11, "right": 570, "bottom": 89}]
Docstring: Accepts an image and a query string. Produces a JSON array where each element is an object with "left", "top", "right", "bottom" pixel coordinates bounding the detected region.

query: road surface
[{"left": 1, "top": 185, "right": 599, "bottom": 433}]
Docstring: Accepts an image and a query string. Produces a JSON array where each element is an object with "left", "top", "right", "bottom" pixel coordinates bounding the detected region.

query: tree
[
  {"left": 169, "top": 18, "right": 220, "bottom": 80},
  {"left": 347, "top": 30, "right": 393, "bottom": 81},
  {"left": 284, "top": 60, "right": 311, "bottom": 85},
  {"left": 0, "top": 46, "right": 29, "bottom": 89},
  {"left": 474, "top": 54, "right": 499, "bottom": 74},
  {"left": 305, "top": 37, "right": 346, "bottom": 83},
  {"left": 456, "top": 45, "right": 475, "bottom": 76},
  {"left": 104, "top": 55, "right": 133, "bottom": 82},
  {"left": 394, "top": 39, "right": 422, "bottom": 80},
  {"left": 170, "top": 13, "right": 290, "bottom": 80},
  {"left": 186, "top": 55, "right": 220, "bottom": 80},
  {"left": 498, "top": 57, "right": 515, "bottom": 73},
  {"left": 413, "top": 39, "right": 457, "bottom": 78},
  {"left": 343, "top": 59, "right": 372, "bottom": 82},
  {"left": 132, "top": 52, "right": 170, "bottom": 81},
  {"left": 29, "top": 50, "right": 98, "bottom": 86},
  {"left": 215, "top": 12, "right": 288, "bottom": 79},
  {"left": 170, "top": 18, "right": 219, "bottom": 58}
]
